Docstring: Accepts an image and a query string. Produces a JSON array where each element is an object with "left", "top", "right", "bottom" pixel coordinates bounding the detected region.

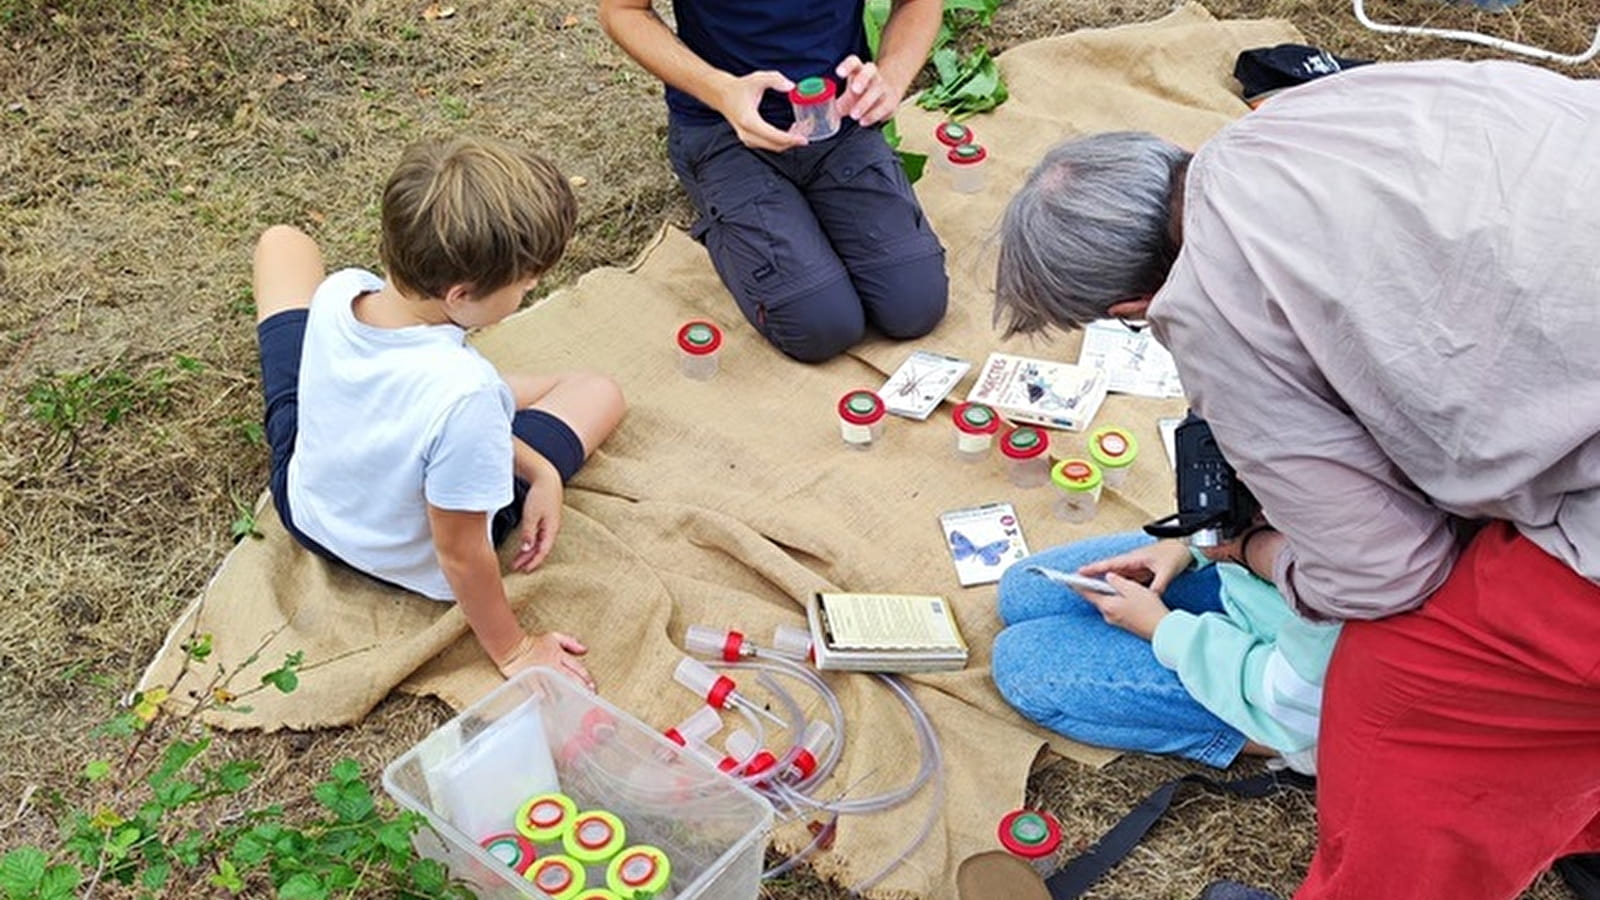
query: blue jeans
[{"left": 991, "top": 532, "right": 1247, "bottom": 768}]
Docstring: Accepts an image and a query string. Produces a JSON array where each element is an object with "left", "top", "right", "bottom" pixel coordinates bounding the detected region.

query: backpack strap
[{"left": 1043, "top": 769, "right": 1316, "bottom": 900}]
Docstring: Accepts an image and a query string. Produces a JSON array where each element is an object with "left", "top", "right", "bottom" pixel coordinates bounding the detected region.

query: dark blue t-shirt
[{"left": 666, "top": 0, "right": 869, "bottom": 128}]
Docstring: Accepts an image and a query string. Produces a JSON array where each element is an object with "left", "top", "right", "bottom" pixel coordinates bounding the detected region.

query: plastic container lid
[
  {"left": 677, "top": 320, "right": 722, "bottom": 355},
  {"left": 527, "top": 854, "right": 585, "bottom": 898},
  {"left": 1051, "top": 458, "right": 1103, "bottom": 492},
  {"left": 563, "top": 810, "right": 627, "bottom": 864},
  {"left": 573, "top": 891, "right": 623, "bottom": 900},
  {"left": 1000, "top": 426, "right": 1049, "bottom": 460},
  {"left": 952, "top": 402, "right": 1001, "bottom": 436},
  {"left": 948, "top": 143, "right": 989, "bottom": 166},
  {"left": 480, "top": 832, "right": 537, "bottom": 874},
  {"left": 517, "top": 792, "right": 578, "bottom": 842},
  {"left": 1088, "top": 426, "right": 1139, "bottom": 468},
  {"left": 789, "top": 77, "right": 836, "bottom": 105},
  {"left": 997, "top": 809, "right": 1063, "bottom": 859},
  {"left": 607, "top": 845, "right": 673, "bottom": 896},
  {"left": 838, "top": 390, "right": 886, "bottom": 425},
  {"left": 935, "top": 121, "right": 973, "bottom": 147}
]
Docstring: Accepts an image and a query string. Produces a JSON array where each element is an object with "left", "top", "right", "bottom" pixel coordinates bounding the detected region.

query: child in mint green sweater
[{"left": 991, "top": 531, "right": 1338, "bottom": 774}]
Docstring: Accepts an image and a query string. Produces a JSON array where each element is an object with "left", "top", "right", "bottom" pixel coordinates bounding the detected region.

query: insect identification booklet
[
  {"left": 879, "top": 350, "right": 971, "bottom": 419},
  {"left": 938, "top": 501, "right": 1031, "bottom": 586},
  {"left": 1075, "top": 319, "right": 1184, "bottom": 399}
]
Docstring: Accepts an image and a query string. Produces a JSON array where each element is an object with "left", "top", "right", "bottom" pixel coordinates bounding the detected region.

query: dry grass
[{"left": 0, "top": 0, "right": 1590, "bottom": 896}]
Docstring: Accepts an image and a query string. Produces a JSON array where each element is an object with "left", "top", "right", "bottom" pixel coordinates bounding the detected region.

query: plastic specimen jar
[
  {"left": 526, "top": 854, "right": 586, "bottom": 900},
  {"left": 788, "top": 76, "right": 841, "bottom": 141},
  {"left": 948, "top": 143, "right": 989, "bottom": 193},
  {"left": 562, "top": 810, "right": 627, "bottom": 865},
  {"left": 1051, "top": 458, "right": 1104, "bottom": 522},
  {"left": 1000, "top": 426, "right": 1052, "bottom": 488},
  {"left": 676, "top": 320, "right": 722, "bottom": 380},
  {"left": 952, "top": 402, "right": 1000, "bottom": 463},
  {"left": 838, "top": 389, "right": 886, "bottom": 450},
  {"left": 998, "top": 809, "right": 1064, "bottom": 877},
  {"left": 516, "top": 791, "right": 578, "bottom": 843},
  {"left": 572, "top": 891, "right": 623, "bottom": 900},
  {"left": 479, "top": 833, "right": 537, "bottom": 875},
  {"left": 606, "top": 845, "right": 673, "bottom": 898}
]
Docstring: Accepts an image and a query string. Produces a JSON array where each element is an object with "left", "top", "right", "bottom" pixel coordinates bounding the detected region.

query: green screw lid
[
  {"left": 797, "top": 77, "right": 827, "bottom": 97},
  {"left": 1051, "top": 458, "right": 1103, "bottom": 492},
  {"left": 1001, "top": 426, "right": 1049, "bottom": 459},
  {"left": 686, "top": 324, "right": 714, "bottom": 346},
  {"left": 848, "top": 395, "right": 875, "bottom": 414},
  {"left": 1088, "top": 426, "right": 1139, "bottom": 468}
]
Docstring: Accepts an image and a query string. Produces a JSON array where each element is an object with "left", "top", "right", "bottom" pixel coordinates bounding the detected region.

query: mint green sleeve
[{"left": 1150, "top": 609, "right": 1317, "bottom": 754}]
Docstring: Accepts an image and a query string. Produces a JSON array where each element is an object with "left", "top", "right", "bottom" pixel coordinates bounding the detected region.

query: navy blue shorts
[
  {"left": 256, "top": 309, "right": 586, "bottom": 556},
  {"left": 668, "top": 118, "right": 949, "bottom": 363}
]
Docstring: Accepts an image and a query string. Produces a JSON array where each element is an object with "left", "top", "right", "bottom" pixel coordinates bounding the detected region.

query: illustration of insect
[{"left": 950, "top": 530, "right": 1011, "bottom": 567}]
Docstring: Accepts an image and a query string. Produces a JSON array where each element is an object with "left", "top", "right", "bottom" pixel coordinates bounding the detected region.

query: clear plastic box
[{"left": 382, "top": 668, "right": 773, "bottom": 899}]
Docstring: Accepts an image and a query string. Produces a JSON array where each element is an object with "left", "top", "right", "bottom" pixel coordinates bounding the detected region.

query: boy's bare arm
[{"left": 427, "top": 504, "right": 593, "bottom": 687}]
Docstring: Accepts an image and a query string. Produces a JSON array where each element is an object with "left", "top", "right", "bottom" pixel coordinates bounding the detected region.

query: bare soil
[{"left": 2, "top": 0, "right": 1591, "bottom": 896}]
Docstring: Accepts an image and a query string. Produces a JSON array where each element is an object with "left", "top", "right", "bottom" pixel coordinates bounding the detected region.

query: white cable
[{"left": 1352, "top": 0, "right": 1600, "bottom": 64}]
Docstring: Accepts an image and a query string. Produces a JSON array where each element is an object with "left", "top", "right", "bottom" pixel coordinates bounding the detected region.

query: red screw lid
[
  {"left": 1000, "top": 426, "right": 1049, "bottom": 460},
  {"left": 788, "top": 76, "right": 836, "bottom": 106},
  {"left": 948, "top": 143, "right": 988, "bottom": 166},
  {"left": 838, "top": 390, "right": 885, "bottom": 425},
  {"left": 677, "top": 320, "right": 722, "bottom": 355},
  {"left": 935, "top": 121, "right": 974, "bottom": 147},
  {"left": 998, "top": 809, "right": 1062, "bottom": 859},
  {"left": 953, "top": 402, "right": 1000, "bottom": 436}
]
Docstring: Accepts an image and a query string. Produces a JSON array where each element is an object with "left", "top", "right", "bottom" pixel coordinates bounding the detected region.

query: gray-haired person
[{"left": 994, "top": 60, "right": 1600, "bottom": 900}]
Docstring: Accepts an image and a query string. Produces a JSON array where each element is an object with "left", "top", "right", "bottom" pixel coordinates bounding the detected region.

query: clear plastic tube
[
  {"left": 848, "top": 675, "right": 945, "bottom": 891},
  {"left": 723, "top": 658, "right": 845, "bottom": 789},
  {"left": 685, "top": 624, "right": 751, "bottom": 662}
]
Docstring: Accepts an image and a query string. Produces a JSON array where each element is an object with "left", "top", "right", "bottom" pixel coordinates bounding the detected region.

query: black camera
[{"left": 1143, "top": 412, "right": 1260, "bottom": 547}]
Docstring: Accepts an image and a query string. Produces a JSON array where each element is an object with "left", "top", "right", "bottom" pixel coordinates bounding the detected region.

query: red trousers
[{"left": 1297, "top": 522, "right": 1600, "bottom": 900}]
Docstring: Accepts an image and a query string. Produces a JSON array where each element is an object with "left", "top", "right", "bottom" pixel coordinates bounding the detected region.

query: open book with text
[{"left": 804, "top": 592, "right": 969, "bottom": 673}]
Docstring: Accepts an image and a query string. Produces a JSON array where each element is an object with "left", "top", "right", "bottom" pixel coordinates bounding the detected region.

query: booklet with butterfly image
[
  {"left": 805, "top": 591, "right": 969, "bottom": 672},
  {"left": 939, "top": 501, "right": 1031, "bottom": 587}
]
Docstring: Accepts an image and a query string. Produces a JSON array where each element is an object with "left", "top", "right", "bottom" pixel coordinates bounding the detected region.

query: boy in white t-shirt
[{"left": 250, "top": 137, "right": 624, "bottom": 689}]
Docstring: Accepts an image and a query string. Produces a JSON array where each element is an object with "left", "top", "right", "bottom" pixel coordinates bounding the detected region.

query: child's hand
[
  {"left": 1077, "top": 574, "right": 1171, "bottom": 641},
  {"left": 511, "top": 476, "right": 564, "bottom": 572},
  {"left": 1080, "top": 540, "right": 1194, "bottom": 594},
  {"left": 497, "top": 631, "right": 595, "bottom": 691}
]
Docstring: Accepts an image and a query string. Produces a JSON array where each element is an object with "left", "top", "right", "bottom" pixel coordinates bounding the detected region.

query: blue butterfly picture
[{"left": 950, "top": 530, "right": 1011, "bottom": 567}]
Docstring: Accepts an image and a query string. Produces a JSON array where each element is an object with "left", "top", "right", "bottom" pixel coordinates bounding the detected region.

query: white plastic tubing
[{"left": 1352, "top": 0, "right": 1600, "bottom": 64}]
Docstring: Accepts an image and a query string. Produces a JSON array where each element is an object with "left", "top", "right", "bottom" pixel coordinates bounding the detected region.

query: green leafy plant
[
  {"left": 23, "top": 356, "right": 201, "bottom": 463},
  {"left": 0, "top": 633, "right": 466, "bottom": 900}
]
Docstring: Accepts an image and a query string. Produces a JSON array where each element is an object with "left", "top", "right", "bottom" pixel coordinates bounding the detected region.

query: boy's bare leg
[
  {"left": 503, "top": 372, "right": 626, "bottom": 456},
  {"left": 253, "top": 225, "right": 326, "bottom": 323}
]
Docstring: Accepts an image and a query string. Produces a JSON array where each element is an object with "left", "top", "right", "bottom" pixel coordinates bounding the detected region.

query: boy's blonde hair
[{"left": 380, "top": 136, "right": 577, "bottom": 300}]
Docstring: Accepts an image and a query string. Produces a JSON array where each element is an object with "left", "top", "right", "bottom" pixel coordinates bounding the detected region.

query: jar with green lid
[
  {"left": 1000, "top": 426, "right": 1052, "bottom": 488},
  {"left": 948, "top": 142, "right": 989, "bottom": 193},
  {"left": 837, "top": 389, "right": 886, "bottom": 450},
  {"left": 1088, "top": 425, "right": 1139, "bottom": 489},
  {"left": 516, "top": 791, "right": 578, "bottom": 844},
  {"left": 787, "top": 76, "right": 840, "bottom": 141},
  {"left": 676, "top": 320, "right": 722, "bottom": 380},
  {"left": 562, "top": 810, "right": 627, "bottom": 865},
  {"left": 1051, "top": 458, "right": 1103, "bottom": 522},
  {"left": 997, "top": 808, "right": 1064, "bottom": 877},
  {"left": 951, "top": 402, "right": 1000, "bottom": 463}
]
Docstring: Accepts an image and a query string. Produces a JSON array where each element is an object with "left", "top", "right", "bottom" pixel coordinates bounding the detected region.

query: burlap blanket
[{"left": 141, "top": 5, "right": 1300, "bottom": 895}]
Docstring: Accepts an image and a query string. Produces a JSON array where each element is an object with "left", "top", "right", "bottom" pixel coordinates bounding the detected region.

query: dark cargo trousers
[{"left": 668, "top": 117, "right": 949, "bottom": 363}]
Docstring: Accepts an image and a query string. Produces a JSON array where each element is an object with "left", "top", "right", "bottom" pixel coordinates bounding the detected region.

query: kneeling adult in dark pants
[{"left": 601, "top": 0, "right": 949, "bottom": 363}]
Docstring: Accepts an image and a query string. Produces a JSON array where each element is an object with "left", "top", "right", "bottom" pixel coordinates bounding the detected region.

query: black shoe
[{"left": 1197, "top": 881, "right": 1282, "bottom": 900}]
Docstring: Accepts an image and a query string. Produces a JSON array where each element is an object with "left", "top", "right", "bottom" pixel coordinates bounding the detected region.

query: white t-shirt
[{"left": 287, "top": 268, "right": 515, "bottom": 600}]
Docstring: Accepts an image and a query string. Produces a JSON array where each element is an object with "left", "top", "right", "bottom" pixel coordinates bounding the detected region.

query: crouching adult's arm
[{"left": 597, "top": 0, "right": 801, "bottom": 152}]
